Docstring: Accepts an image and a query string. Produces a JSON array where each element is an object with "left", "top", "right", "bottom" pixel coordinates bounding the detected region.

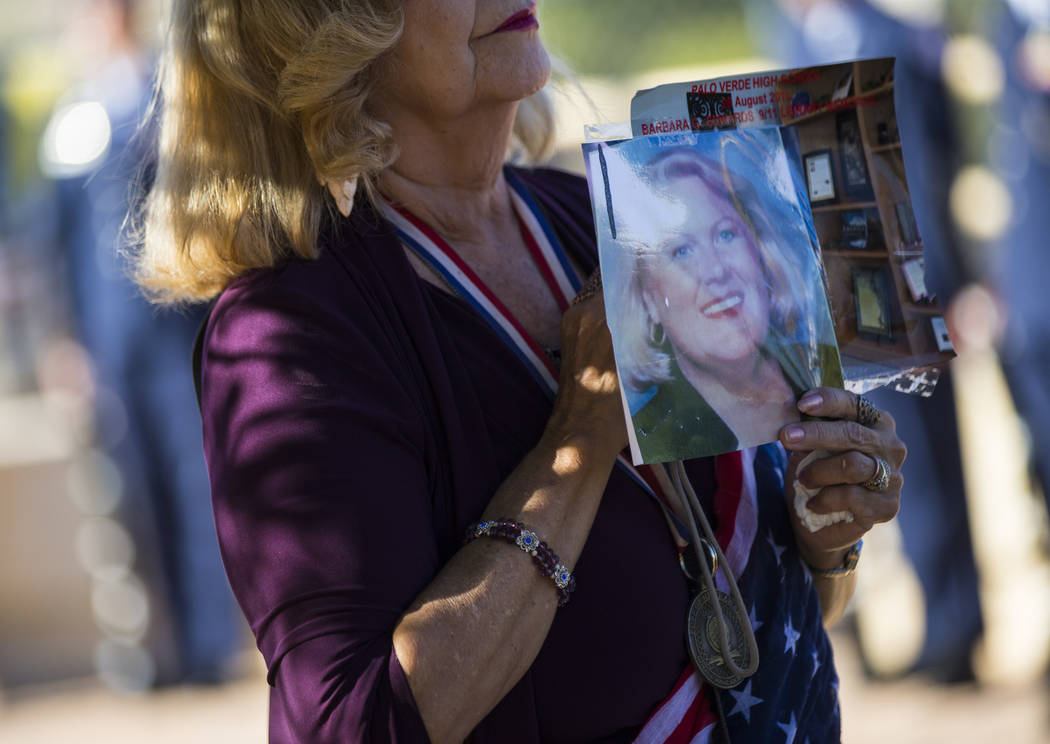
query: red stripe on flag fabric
[
  {"left": 713, "top": 452, "right": 744, "bottom": 554},
  {"left": 517, "top": 214, "right": 569, "bottom": 311},
  {"left": 633, "top": 668, "right": 717, "bottom": 744},
  {"left": 392, "top": 205, "right": 559, "bottom": 379}
]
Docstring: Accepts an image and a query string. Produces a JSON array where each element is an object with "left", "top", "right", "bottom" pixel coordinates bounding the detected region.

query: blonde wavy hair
[{"left": 132, "top": 0, "right": 556, "bottom": 305}]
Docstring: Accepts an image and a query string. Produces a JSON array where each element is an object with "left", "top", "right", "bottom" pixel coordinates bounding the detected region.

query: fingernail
[
  {"left": 798, "top": 393, "right": 822, "bottom": 411},
  {"left": 785, "top": 425, "right": 804, "bottom": 442}
]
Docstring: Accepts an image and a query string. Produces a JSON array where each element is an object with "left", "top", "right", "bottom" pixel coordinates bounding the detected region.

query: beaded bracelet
[{"left": 465, "top": 519, "right": 576, "bottom": 607}]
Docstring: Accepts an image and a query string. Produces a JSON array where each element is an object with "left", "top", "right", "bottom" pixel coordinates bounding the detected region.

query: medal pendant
[{"left": 687, "top": 588, "right": 753, "bottom": 689}]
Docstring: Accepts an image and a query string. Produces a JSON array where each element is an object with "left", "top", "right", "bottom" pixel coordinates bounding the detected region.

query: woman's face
[
  {"left": 640, "top": 176, "right": 771, "bottom": 370},
  {"left": 376, "top": 1, "right": 550, "bottom": 121}
]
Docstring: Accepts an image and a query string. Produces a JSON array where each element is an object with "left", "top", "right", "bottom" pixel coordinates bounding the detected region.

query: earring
[
  {"left": 649, "top": 321, "right": 665, "bottom": 346},
  {"left": 325, "top": 176, "right": 358, "bottom": 218}
]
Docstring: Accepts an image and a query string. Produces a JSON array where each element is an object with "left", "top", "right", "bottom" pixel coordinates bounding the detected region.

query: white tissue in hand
[{"left": 793, "top": 450, "right": 855, "bottom": 533}]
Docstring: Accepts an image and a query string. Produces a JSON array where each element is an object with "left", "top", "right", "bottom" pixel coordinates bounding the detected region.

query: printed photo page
[{"left": 583, "top": 130, "right": 843, "bottom": 464}]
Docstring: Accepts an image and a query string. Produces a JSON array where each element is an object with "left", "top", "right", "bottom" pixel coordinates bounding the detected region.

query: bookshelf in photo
[{"left": 776, "top": 58, "right": 948, "bottom": 371}]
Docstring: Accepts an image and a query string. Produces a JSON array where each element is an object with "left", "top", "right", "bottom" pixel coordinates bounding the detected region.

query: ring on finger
[
  {"left": 861, "top": 455, "right": 891, "bottom": 492},
  {"left": 856, "top": 395, "right": 881, "bottom": 428}
]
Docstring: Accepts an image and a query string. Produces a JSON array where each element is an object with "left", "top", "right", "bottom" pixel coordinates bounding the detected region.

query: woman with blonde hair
[{"left": 135, "top": 1, "right": 906, "bottom": 741}]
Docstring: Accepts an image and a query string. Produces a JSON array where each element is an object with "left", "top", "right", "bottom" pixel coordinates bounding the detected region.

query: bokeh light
[
  {"left": 39, "top": 100, "right": 112, "bottom": 178},
  {"left": 950, "top": 165, "right": 1013, "bottom": 242},
  {"left": 942, "top": 35, "right": 1006, "bottom": 105}
]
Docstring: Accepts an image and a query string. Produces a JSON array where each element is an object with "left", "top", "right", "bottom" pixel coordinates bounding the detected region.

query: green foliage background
[{"left": 539, "top": 0, "right": 754, "bottom": 76}]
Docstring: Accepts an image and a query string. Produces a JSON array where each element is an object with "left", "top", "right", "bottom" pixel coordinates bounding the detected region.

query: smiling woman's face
[
  {"left": 640, "top": 176, "right": 770, "bottom": 370},
  {"left": 375, "top": 1, "right": 550, "bottom": 121}
]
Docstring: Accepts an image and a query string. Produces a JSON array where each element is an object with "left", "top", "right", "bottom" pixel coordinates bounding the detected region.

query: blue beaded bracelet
[{"left": 465, "top": 519, "right": 576, "bottom": 606}]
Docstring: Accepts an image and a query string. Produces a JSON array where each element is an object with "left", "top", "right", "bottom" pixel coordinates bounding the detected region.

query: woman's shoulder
[
  {"left": 205, "top": 215, "right": 414, "bottom": 382},
  {"left": 209, "top": 250, "right": 346, "bottom": 351},
  {"left": 211, "top": 208, "right": 403, "bottom": 331}
]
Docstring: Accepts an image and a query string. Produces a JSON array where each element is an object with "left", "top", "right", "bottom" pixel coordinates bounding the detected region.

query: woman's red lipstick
[{"left": 492, "top": 5, "right": 538, "bottom": 33}]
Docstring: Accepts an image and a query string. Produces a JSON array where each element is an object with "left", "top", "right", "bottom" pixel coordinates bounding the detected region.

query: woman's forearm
[{"left": 392, "top": 430, "right": 619, "bottom": 744}]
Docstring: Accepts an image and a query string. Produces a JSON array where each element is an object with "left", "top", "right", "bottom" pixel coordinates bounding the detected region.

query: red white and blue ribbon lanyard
[{"left": 376, "top": 170, "right": 692, "bottom": 546}]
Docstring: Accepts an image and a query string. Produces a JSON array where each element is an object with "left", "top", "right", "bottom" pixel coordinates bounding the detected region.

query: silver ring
[
  {"left": 861, "top": 456, "right": 891, "bottom": 492},
  {"left": 856, "top": 395, "right": 881, "bottom": 428}
]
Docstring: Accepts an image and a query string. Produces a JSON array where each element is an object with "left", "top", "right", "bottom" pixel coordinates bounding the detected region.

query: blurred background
[{"left": 0, "top": 0, "right": 1048, "bottom": 741}]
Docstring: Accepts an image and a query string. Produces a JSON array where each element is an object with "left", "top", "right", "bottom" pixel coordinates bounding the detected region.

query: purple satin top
[{"left": 201, "top": 168, "right": 699, "bottom": 743}]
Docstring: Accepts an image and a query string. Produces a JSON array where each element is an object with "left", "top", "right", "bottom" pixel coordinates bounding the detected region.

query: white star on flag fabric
[
  {"left": 749, "top": 604, "right": 763, "bottom": 632},
  {"left": 727, "top": 680, "right": 764, "bottom": 724},
  {"left": 784, "top": 618, "right": 801, "bottom": 655},
  {"left": 777, "top": 712, "right": 798, "bottom": 744},
  {"left": 767, "top": 531, "right": 786, "bottom": 564}
]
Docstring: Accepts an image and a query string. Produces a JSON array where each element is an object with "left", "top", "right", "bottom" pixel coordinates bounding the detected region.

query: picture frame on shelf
[
  {"left": 840, "top": 210, "right": 868, "bottom": 250},
  {"left": 836, "top": 111, "right": 874, "bottom": 201},
  {"left": 900, "top": 257, "right": 929, "bottom": 302},
  {"left": 852, "top": 266, "right": 893, "bottom": 339},
  {"left": 804, "top": 150, "right": 837, "bottom": 204},
  {"left": 930, "top": 316, "right": 954, "bottom": 352},
  {"left": 895, "top": 201, "right": 920, "bottom": 246}
]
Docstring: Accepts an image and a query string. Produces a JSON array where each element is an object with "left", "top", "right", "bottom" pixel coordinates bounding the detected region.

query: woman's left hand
[{"left": 779, "top": 386, "right": 907, "bottom": 571}]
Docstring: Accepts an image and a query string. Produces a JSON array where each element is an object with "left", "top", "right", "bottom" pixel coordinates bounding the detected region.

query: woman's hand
[
  {"left": 544, "top": 271, "right": 628, "bottom": 458},
  {"left": 779, "top": 387, "right": 907, "bottom": 572}
]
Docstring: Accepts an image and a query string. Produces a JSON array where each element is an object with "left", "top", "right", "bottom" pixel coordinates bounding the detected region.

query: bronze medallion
[{"left": 686, "top": 588, "right": 753, "bottom": 689}]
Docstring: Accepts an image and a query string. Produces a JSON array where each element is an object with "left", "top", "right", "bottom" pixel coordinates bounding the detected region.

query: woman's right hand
[{"left": 545, "top": 273, "right": 629, "bottom": 458}]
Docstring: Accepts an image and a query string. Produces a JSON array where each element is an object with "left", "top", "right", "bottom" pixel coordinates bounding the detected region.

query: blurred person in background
[
  {"left": 742, "top": 0, "right": 982, "bottom": 684},
  {"left": 41, "top": 0, "right": 241, "bottom": 684},
  {"left": 744, "top": 0, "right": 1050, "bottom": 682}
]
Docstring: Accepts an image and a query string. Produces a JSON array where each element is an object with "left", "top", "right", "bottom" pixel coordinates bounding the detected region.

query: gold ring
[{"left": 861, "top": 456, "right": 891, "bottom": 492}]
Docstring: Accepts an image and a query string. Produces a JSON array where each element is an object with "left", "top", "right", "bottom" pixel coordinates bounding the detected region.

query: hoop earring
[{"left": 649, "top": 321, "right": 665, "bottom": 346}]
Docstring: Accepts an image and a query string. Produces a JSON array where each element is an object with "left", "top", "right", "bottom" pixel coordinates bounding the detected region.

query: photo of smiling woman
[{"left": 587, "top": 130, "right": 844, "bottom": 463}]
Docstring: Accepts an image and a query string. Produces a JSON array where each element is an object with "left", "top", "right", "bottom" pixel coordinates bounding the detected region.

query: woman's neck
[
  {"left": 372, "top": 99, "right": 567, "bottom": 348},
  {"left": 376, "top": 101, "right": 520, "bottom": 247}
]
